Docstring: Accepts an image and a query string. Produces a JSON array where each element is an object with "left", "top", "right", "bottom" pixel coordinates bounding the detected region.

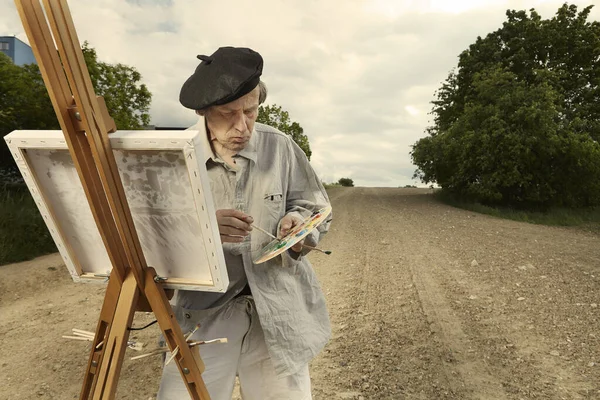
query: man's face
[{"left": 205, "top": 87, "right": 260, "bottom": 152}]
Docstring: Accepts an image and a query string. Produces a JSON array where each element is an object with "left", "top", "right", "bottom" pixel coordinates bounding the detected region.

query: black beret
[{"left": 179, "top": 46, "right": 263, "bottom": 110}]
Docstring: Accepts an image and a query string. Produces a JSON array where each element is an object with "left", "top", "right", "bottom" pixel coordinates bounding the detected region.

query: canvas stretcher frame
[{"left": 4, "top": 129, "right": 229, "bottom": 292}]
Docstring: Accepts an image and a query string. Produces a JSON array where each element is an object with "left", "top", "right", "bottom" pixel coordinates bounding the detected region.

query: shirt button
[{"left": 185, "top": 313, "right": 191, "bottom": 319}]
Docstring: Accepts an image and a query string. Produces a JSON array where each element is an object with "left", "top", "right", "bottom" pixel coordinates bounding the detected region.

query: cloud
[{"left": 2, "top": 0, "right": 599, "bottom": 186}]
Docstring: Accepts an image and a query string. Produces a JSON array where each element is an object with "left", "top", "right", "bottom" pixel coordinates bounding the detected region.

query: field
[{"left": 1, "top": 187, "right": 599, "bottom": 399}]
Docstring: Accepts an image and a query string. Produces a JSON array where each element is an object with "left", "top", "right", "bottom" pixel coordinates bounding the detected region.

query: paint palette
[{"left": 253, "top": 206, "right": 332, "bottom": 264}]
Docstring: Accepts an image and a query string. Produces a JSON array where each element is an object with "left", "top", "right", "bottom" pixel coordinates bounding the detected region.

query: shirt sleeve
[{"left": 283, "top": 136, "right": 332, "bottom": 253}]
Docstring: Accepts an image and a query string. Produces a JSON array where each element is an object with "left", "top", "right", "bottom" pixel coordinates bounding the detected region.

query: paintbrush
[
  {"left": 164, "top": 323, "right": 201, "bottom": 366},
  {"left": 251, "top": 224, "right": 332, "bottom": 255},
  {"left": 130, "top": 338, "right": 228, "bottom": 361},
  {"left": 296, "top": 243, "right": 332, "bottom": 255}
]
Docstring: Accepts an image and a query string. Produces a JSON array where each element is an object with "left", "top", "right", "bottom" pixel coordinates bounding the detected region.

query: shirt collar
[
  {"left": 188, "top": 116, "right": 257, "bottom": 164},
  {"left": 238, "top": 129, "right": 258, "bottom": 163}
]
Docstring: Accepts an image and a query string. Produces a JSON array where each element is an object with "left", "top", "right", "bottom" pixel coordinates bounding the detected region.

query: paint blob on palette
[{"left": 253, "top": 206, "right": 332, "bottom": 264}]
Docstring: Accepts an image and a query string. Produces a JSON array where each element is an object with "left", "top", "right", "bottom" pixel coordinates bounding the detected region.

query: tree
[
  {"left": 411, "top": 4, "right": 600, "bottom": 209},
  {"left": 0, "top": 52, "right": 59, "bottom": 173},
  {"left": 1, "top": 44, "right": 152, "bottom": 178},
  {"left": 257, "top": 104, "right": 311, "bottom": 160},
  {"left": 338, "top": 178, "right": 354, "bottom": 187},
  {"left": 82, "top": 42, "right": 151, "bottom": 129}
]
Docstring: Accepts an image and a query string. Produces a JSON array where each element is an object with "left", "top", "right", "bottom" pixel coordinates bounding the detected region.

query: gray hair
[
  {"left": 258, "top": 80, "right": 268, "bottom": 104},
  {"left": 196, "top": 80, "right": 267, "bottom": 116}
]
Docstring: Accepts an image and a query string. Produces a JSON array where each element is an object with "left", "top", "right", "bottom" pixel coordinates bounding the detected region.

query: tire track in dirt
[
  {"left": 406, "top": 251, "right": 509, "bottom": 399},
  {"left": 312, "top": 188, "right": 473, "bottom": 399},
  {"left": 367, "top": 188, "right": 509, "bottom": 400}
]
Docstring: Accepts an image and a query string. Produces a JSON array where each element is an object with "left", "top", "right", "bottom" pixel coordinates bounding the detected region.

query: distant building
[{"left": 0, "top": 36, "right": 36, "bottom": 66}]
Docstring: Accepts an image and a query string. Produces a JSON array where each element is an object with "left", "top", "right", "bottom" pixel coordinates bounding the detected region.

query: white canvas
[{"left": 4, "top": 130, "right": 229, "bottom": 292}]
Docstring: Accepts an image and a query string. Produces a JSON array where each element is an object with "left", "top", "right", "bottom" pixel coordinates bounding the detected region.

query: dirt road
[{"left": 1, "top": 187, "right": 599, "bottom": 399}]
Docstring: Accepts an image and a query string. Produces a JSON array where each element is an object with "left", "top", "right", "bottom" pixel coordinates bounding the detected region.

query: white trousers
[{"left": 156, "top": 296, "right": 312, "bottom": 400}]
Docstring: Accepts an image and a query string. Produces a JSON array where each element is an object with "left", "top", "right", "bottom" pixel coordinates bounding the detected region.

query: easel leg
[
  {"left": 80, "top": 269, "right": 211, "bottom": 400},
  {"left": 90, "top": 270, "right": 139, "bottom": 400},
  {"left": 79, "top": 270, "right": 122, "bottom": 399}
]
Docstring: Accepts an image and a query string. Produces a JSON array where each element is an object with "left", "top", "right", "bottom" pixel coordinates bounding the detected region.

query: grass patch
[
  {"left": 323, "top": 182, "right": 342, "bottom": 189},
  {"left": 0, "top": 184, "right": 57, "bottom": 265},
  {"left": 434, "top": 190, "right": 600, "bottom": 233}
]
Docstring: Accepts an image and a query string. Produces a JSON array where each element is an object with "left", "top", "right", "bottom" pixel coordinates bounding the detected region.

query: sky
[{"left": 1, "top": 0, "right": 598, "bottom": 187}]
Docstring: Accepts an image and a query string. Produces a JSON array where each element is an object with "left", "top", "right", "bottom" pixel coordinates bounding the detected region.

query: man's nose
[{"left": 233, "top": 112, "right": 249, "bottom": 132}]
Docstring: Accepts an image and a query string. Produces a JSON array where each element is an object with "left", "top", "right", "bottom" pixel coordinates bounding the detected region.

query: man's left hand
[{"left": 279, "top": 214, "right": 304, "bottom": 252}]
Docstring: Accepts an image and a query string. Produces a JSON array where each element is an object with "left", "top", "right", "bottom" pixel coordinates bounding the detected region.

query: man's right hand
[{"left": 216, "top": 209, "right": 253, "bottom": 243}]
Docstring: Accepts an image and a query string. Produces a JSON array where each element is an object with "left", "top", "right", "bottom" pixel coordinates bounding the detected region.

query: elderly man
[{"left": 157, "top": 47, "right": 332, "bottom": 400}]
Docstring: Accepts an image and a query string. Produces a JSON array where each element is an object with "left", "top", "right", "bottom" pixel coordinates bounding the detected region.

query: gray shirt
[
  {"left": 175, "top": 118, "right": 332, "bottom": 377},
  {"left": 176, "top": 146, "right": 250, "bottom": 311}
]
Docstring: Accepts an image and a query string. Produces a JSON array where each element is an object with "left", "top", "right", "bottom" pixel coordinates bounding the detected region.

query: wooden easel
[{"left": 14, "top": 0, "right": 211, "bottom": 398}]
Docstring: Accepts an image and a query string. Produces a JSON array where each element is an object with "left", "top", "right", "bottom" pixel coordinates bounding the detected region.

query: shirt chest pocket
[
  {"left": 262, "top": 190, "right": 284, "bottom": 233},
  {"left": 265, "top": 192, "right": 283, "bottom": 203},
  {"left": 264, "top": 191, "right": 283, "bottom": 217},
  {"left": 250, "top": 191, "right": 285, "bottom": 253}
]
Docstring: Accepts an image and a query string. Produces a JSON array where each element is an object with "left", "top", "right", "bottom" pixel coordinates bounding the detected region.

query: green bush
[
  {"left": 0, "top": 185, "right": 57, "bottom": 265},
  {"left": 338, "top": 178, "right": 354, "bottom": 187}
]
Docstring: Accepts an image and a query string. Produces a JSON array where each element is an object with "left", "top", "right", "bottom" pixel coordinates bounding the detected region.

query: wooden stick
[
  {"left": 63, "top": 335, "right": 94, "bottom": 342},
  {"left": 71, "top": 332, "right": 94, "bottom": 339},
  {"left": 72, "top": 329, "right": 95, "bottom": 336},
  {"left": 72, "top": 329, "right": 95, "bottom": 338}
]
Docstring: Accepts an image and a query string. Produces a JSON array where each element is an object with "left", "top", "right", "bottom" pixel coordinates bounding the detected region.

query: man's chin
[
  {"left": 228, "top": 143, "right": 248, "bottom": 152},
  {"left": 229, "top": 139, "right": 249, "bottom": 149}
]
